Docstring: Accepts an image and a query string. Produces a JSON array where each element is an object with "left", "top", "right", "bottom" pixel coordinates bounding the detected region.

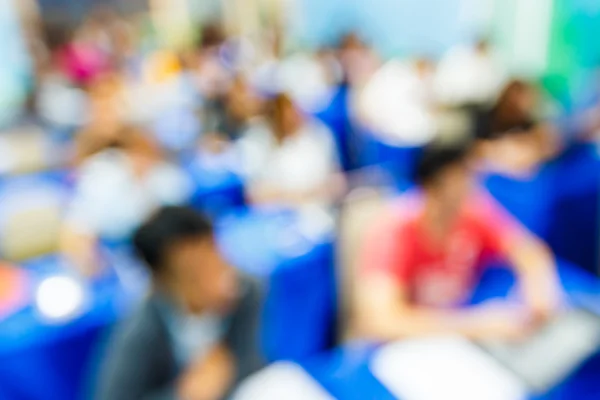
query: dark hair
[
  {"left": 199, "top": 24, "right": 225, "bottom": 50},
  {"left": 415, "top": 141, "right": 472, "bottom": 186},
  {"left": 133, "top": 206, "right": 213, "bottom": 274},
  {"left": 475, "top": 79, "right": 537, "bottom": 139}
]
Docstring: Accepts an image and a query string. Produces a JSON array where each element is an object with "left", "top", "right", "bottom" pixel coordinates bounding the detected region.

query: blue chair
[
  {"left": 314, "top": 84, "right": 355, "bottom": 171},
  {"left": 184, "top": 156, "right": 246, "bottom": 218},
  {"left": 547, "top": 143, "right": 600, "bottom": 275},
  {"left": 482, "top": 165, "right": 557, "bottom": 241},
  {"left": 356, "top": 128, "right": 421, "bottom": 191},
  {"left": 217, "top": 210, "right": 337, "bottom": 362}
]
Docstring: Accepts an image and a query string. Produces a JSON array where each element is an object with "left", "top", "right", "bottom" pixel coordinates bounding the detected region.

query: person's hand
[
  {"left": 178, "top": 344, "right": 236, "bottom": 400},
  {"left": 467, "top": 302, "right": 537, "bottom": 342},
  {"left": 524, "top": 286, "right": 564, "bottom": 327}
]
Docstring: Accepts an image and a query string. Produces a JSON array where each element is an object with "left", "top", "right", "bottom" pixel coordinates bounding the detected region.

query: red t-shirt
[{"left": 361, "top": 189, "right": 524, "bottom": 307}]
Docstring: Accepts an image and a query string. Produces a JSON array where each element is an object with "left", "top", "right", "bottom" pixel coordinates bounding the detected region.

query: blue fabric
[
  {"left": 0, "top": 255, "right": 129, "bottom": 400},
  {"left": 547, "top": 143, "right": 600, "bottom": 275},
  {"left": 482, "top": 165, "right": 557, "bottom": 241},
  {"left": 302, "top": 345, "right": 396, "bottom": 400},
  {"left": 217, "top": 210, "right": 337, "bottom": 362},
  {"left": 303, "top": 260, "right": 600, "bottom": 400},
  {"left": 314, "top": 84, "right": 355, "bottom": 171},
  {"left": 355, "top": 129, "right": 421, "bottom": 190},
  {"left": 185, "top": 161, "right": 246, "bottom": 218},
  {"left": 483, "top": 143, "right": 600, "bottom": 275}
]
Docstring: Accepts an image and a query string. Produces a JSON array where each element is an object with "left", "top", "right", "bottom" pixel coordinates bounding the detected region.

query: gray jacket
[{"left": 94, "top": 277, "right": 265, "bottom": 400}]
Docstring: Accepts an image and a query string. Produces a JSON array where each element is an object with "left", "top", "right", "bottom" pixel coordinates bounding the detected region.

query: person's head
[
  {"left": 414, "top": 57, "right": 434, "bottom": 79},
  {"left": 493, "top": 80, "right": 537, "bottom": 130},
  {"left": 338, "top": 32, "right": 366, "bottom": 52},
  {"left": 267, "top": 93, "right": 303, "bottom": 140},
  {"left": 133, "top": 207, "right": 239, "bottom": 314},
  {"left": 477, "top": 121, "right": 556, "bottom": 174},
  {"left": 475, "top": 37, "right": 490, "bottom": 54},
  {"left": 199, "top": 23, "right": 225, "bottom": 52},
  {"left": 227, "top": 75, "right": 264, "bottom": 121},
  {"left": 415, "top": 140, "right": 475, "bottom": 212}
]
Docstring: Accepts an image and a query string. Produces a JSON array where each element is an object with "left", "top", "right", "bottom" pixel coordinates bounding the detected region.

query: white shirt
[
  {"left": 357, "top": 60, "right": 436, "bottom": 146},
  {"left": 66, "top": 150, "right": 192, "bottom": 240},
  {"left": 434, "top": 44, "right": 505, "bottom": 107},
  {"left": 238, "top": 120, "right": 339, "bottom": 202}
]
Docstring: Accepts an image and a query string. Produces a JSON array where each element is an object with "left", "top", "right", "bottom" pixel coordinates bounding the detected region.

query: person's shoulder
[
  {"left": 298, "top": 120, "right": 335, "bottom": 145},
  {"left": 107, "top": 297, "right": 168, "bottom": 353},
  {"left": 80, "top": 149, "right": 127, "bottom": 171},
  {"left": 464, "top": 187, "right": 510, "bottom": 222},
  {"left": 239, "top": 119, "right": 273, "bottom": 144},
  {"left": 370, "top": 191, "right": 423, "bottom": 235}
]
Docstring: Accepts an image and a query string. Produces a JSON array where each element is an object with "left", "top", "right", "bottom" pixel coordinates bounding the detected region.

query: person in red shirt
[{"left": 354, "top": 141, "right": 561, "bottom": 341}]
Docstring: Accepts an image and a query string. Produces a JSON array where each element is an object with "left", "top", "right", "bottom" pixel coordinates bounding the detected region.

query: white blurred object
[
  {"left": 237, "top": 120, "right": 339, "bottom": 204},
  {"left": 37, "top": 79, "right": 89, "bottom": 127},
  {"left": 65, "top": 150, "right": 192, "bottom": 240},
  {"left": 278, "top": 54, "right": 336, "bottom": 113},
  {"left": 250, "top": 55, "right": 335, "bottom": 113},
  {"left": 0, "top": 180, "right": 67, "bottom": 261},
  {"left": 358, "top": 60, "right": 436, "bottom": 146},
  {"left": 35, "top": 275, "right": 86, "bottom": 322},
  {"left": 232, "top": 362, "right": 334, "bottom": 400},
  {"left": 371, "top": 336, "right": 527, "bottom": 400},
  {"left": 434, "top": 44, "right": 505, "bottom": 107},
  {"left": 0, "top": 126, "right": 60, "bottom": 174}
]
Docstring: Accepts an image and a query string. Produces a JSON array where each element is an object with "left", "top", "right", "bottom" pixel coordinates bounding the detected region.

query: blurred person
[
  {"left": 202, "top": 74, "right": 264, "bottom": 141},
  {"left": 475, "top": 80, "right": 538, "bottom": 137},
  {"left": 57, "top": 15, "right": 111, "bottom": 87},
  {"left": 60, "top": 126, "right": 192, "bottom": 276},
  {"left": 237, "top": 93, "right": 345, "bottom": 213},
  {"left": 276, "top": 52, "right": 341, "bottom": 114},
  {"left": 337, "top": 33, "right": 380, "bottom": 89},
  {"left": 35, "top": 25, "right": 91, "bottom": 129},
  {"left": 354, "top": 141, "right": 561, "bottom": 341},
  {"left": 73, "top": 72, "right": 128, "bottom": 165},
  {"left": 195, "top": 24, "right": 232, "bottom": 99},
  {"left": 434, "top": 38, "right": 505, "bottom": 108},
  {"left": 95, "top": 206, "right": 264, "bottom": 400},
  {"left": 356, "top": 57, "right": 437, "bottom": 146},
  {"left": 475, "top": 120, "right": 559, "bottom": 177},
  {"left": 474, "top": 80, "right": 560, "bottom": 173}
]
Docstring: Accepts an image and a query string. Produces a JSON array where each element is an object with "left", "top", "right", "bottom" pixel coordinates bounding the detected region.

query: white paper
[
  {"left": 232, "top": 362, "right": 334, "bottom": 400},
  {"left": 371, "top": 336, "right": 527, "bottom": 400}
]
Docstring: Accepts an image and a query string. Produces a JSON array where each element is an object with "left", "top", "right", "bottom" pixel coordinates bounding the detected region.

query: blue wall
[{"left": 293, "top": 0, "right": 476, "bottom": 57}]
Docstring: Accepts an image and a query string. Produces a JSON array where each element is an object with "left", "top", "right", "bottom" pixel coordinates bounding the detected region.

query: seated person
[
  {"left": 474, "top": 80, "right": 559, "bottom": 175},
  {"left": 60, "top": 126, "right": 192, "bottom": 276},
  {"left": 354, "top": 141, "right": 561, "bottom": 341},
  {"left": 73, "top": 73, "right": 127, "bottom": 166},
  {"left": 237, "top": 93, "right": 345, "bottom": 212},
  {"left": 95, "top": 206, "right": 264, "bottom": 400}
]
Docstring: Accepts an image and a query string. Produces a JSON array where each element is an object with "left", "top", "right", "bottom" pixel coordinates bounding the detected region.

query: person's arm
[
  {"left": 177, "top": 344, "right": 236, "bottom": 400},
  {"left": 354, "top": 273, "right": 531, "bottom": 342},
  {"left": 95, "top": 319, "right": 179, "bottom": 400},
  {"left": 59, "top": 223, "right": 100, "bottom": 277},
  {"left": 505, "top": 233, "right": 562, "bottom": 321},
  {"left": 476, "top": 192, "right": 562, "bottom": 322}
]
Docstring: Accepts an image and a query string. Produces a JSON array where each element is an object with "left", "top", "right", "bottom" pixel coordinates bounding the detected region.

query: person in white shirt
[
  {"left": 356, "top": 58, "right": 437, "bottom": 146},
  {"left": 434, "top": 39, "right": 505, "bottom": 109},
  {"left": 237, "top": 93, "right": 345, "bottom": 213},
  {"left": 60, "top": 126, "right": 192, "bottom": 276}
]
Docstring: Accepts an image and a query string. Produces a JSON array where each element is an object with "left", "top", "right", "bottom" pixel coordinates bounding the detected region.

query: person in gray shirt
[{"left": 95, "top": 206, "right": 265, "bottom": 400}]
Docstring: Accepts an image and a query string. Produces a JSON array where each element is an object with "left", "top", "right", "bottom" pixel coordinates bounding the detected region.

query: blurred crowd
[
  {"left": 7, "top": 8, "right": 567, "bottom": 271},
  {"left": 3, "top": 2, "right": 600, "bottom": 399}
]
